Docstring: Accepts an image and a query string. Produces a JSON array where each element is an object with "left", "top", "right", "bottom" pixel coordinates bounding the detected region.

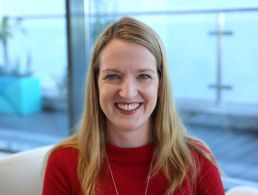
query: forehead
[{"left": 99, "top": 39, "right": 156, "bottom": 71}]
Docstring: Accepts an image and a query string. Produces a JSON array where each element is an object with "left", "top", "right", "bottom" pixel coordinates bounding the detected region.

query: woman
[{"left": 43, "top": 17, "right": 225, "bottom": 195}]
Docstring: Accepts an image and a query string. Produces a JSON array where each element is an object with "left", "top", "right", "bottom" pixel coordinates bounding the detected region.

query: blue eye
[
  {"left": 105, "top": 74, "right": 120, "bottom": 81},
  {"left": 138, "top": 74, "right": 151, "bottom": 80}
]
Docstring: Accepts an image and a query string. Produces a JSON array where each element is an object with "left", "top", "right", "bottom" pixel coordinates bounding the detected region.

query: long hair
[{"left": 48, "top": 17, "right": 217, "bottom": 194}]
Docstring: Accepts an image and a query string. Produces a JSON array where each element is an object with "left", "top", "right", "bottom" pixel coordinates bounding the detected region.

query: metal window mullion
[{"left": 66, "top": 0, "right": 90, "bottom": 134}]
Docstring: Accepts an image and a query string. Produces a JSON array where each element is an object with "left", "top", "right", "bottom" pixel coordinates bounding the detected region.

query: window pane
[
  {"left": 0, "top": 0, "right": 69, "bottom": 152},
  {"left": 223, "top": 12, "right": 258, "bottom": 104}
]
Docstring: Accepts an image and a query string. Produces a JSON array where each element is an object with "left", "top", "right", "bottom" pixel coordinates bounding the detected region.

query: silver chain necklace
[{"left": 105, "top": 152, "right": 154, "bottom": 195}]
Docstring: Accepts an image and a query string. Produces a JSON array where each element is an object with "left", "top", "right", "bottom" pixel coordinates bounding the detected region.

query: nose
[{"left": 119, "top": 77, "right": 138, "bottom": 98}]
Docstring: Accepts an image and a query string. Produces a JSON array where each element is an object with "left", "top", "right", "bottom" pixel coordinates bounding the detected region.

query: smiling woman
[{"left": 42, "top": 17, "right": 225, "bottom": 195}]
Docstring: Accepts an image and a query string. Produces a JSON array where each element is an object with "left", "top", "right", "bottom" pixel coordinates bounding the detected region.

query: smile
[{"left": 116, "top": 103, "right": 141, "bottom": 111}]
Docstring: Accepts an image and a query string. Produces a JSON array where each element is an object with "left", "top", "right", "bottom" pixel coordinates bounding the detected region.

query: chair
[
  {"left": 226, "top": 186, "right": 258, "bottom": 195},
  {"left": 0, "top": 145, "right": 53, "bottom": 195}
]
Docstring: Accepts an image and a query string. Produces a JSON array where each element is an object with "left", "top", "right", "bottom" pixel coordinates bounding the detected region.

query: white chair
[
  {"left": 0, "top": 145, "right": 53, "bottom": 195},
  {"left": 226, "top": 186, "right": 258, "bottom": 195}
]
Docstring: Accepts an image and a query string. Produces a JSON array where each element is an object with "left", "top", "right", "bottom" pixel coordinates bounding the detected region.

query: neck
[{"left": 107, "top": 126, "right": 153, "bottom": 148}]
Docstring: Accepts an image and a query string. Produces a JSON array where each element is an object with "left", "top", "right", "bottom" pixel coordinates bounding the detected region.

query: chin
[{"left": 118, "top": 122, "right": 146, "bottom": 132}]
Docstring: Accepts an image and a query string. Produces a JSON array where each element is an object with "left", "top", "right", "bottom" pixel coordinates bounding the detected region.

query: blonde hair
[{"left": 47, "top": 17, "right": 217, "bottom": 194}]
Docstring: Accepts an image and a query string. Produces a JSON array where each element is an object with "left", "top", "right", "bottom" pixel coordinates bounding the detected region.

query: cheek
[
  {"left": 149, "top": 82, "right": 159, "bottom": 98},
  {"left": 98, "top": 90, "right": 108, "bottom": 116},
  {"left": 148, "top": 83, "right": 159, "bottom": 107},
  {"left": 98, "top": 82, "right": 106, "bottom": 107},
  {"left": 98, "top": 84, "right": 114, "bottom": 106}
]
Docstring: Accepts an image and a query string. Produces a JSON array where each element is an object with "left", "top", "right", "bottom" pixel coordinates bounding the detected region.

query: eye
[
  {"left": 104, "top": 74, "right": 120, "bottom": 81},
  {"left": 137, "top": 74, "right": 151, "bottom": 80}
]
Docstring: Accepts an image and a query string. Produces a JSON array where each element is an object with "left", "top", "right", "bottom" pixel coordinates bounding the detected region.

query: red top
[{"left": 42, "top": 144, "right": 225, "bottom": 195}]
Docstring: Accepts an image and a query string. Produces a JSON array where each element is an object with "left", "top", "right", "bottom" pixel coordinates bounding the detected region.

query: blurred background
[{"left": 0, "top": 0, "right": 258, "bottom": 189}]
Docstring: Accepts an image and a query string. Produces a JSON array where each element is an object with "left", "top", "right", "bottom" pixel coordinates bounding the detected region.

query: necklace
[{"left": 105, "top": 152, "right": 154, "bottom": 195}]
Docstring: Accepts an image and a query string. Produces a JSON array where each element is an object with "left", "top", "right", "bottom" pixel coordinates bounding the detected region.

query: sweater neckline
[{"left": 106, "top": 143, "right": 154, "bottom": 163}]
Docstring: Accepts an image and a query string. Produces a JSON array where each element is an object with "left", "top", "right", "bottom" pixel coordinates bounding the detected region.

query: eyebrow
[
  {"left": 100, "top": 68, "right": 156, "bottom": 74},
  {"left": 138, "top": 69, "right": 156, "bottom": 73},
  {"left": 100, "top": 69, "right": 121, "bottom": 74}
]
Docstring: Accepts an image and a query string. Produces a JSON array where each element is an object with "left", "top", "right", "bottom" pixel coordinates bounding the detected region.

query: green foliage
[
  {"left": 90, "top": 16, "right": 113, "bottom": 46},
  {"left": 0, "top": 16, "right": 26, "bottom": 74},
  {"left": 0, "top": 17, "right": 12, "bottom": 42},
  {"left": 89, "top": 0, "right": 115, "bottom": 46}
]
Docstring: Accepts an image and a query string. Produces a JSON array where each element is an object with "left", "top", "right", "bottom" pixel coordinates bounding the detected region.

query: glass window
[
  {"left": 223, "top": 12, "right": 258, "bottom": 104},
  {"left": 0, "top": 0, "right": 69, "bottom": 151}
]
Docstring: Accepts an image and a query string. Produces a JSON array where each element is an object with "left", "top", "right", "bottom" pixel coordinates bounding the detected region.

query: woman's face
[{"left": 98, "top": 39, "right": 159, "bottom": 146}]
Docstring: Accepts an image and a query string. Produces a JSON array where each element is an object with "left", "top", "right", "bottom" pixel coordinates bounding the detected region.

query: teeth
[{"left": 117, "top": 103, "right": 140, "bottom": 111}]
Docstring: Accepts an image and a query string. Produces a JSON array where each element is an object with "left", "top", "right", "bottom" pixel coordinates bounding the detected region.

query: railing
[{"left": 6, "top": 7, "right": 258, "bottom": 106}]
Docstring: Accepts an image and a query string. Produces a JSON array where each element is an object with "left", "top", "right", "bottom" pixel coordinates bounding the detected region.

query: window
[{"left": 0, "top": 0, "right": 69, "bottom": 151}]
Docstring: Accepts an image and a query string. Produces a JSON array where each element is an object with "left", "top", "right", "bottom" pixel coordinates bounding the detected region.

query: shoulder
[
  {"left": 48, "top": 134, "right": 80, "bottom": 161},
  {"left": 50, "top": 146, "right": 79, "bottom": 158},
  {"left": 47, "top": 146, "right": 79, "bottom": 169},
  {"left": 188, "top": 139, "right": 224, "bottom": 194},
  {"left": 188, "top": 139, "right": 215, "bottom": 165},
  {"left": 187, "top": 138, "right": 220, "bottom": 182},
  {"left": 190, "top": 139, "right": 212, "bottom": 154},
  {"left": 189, "top": 139, "right": 217, "bottom": 171},
  {"left": 44, "top": 146, "right": 79, "bottom": 183},
  {"left": 43, "top": 146, "right": 81, "bottom": 194}
]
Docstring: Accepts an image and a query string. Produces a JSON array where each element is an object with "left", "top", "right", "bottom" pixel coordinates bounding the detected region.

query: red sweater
[{"left": 43, "top": 144, "right": 225, "bottom": 195}]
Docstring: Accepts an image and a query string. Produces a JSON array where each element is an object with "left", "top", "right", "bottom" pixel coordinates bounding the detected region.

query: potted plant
[
  {"left": 0, "top": 16, "right": 11, "bottom": 74},
  {"left": 0, "top": 16, "right": 41, "bottom": 115},
  {"left": 0, "top": 16, "right": 30, "bottom": 76}
]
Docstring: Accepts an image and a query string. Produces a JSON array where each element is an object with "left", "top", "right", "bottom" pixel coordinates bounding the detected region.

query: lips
[{"left": 116, "top": 103, "right": 141, "bottom": 111}]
